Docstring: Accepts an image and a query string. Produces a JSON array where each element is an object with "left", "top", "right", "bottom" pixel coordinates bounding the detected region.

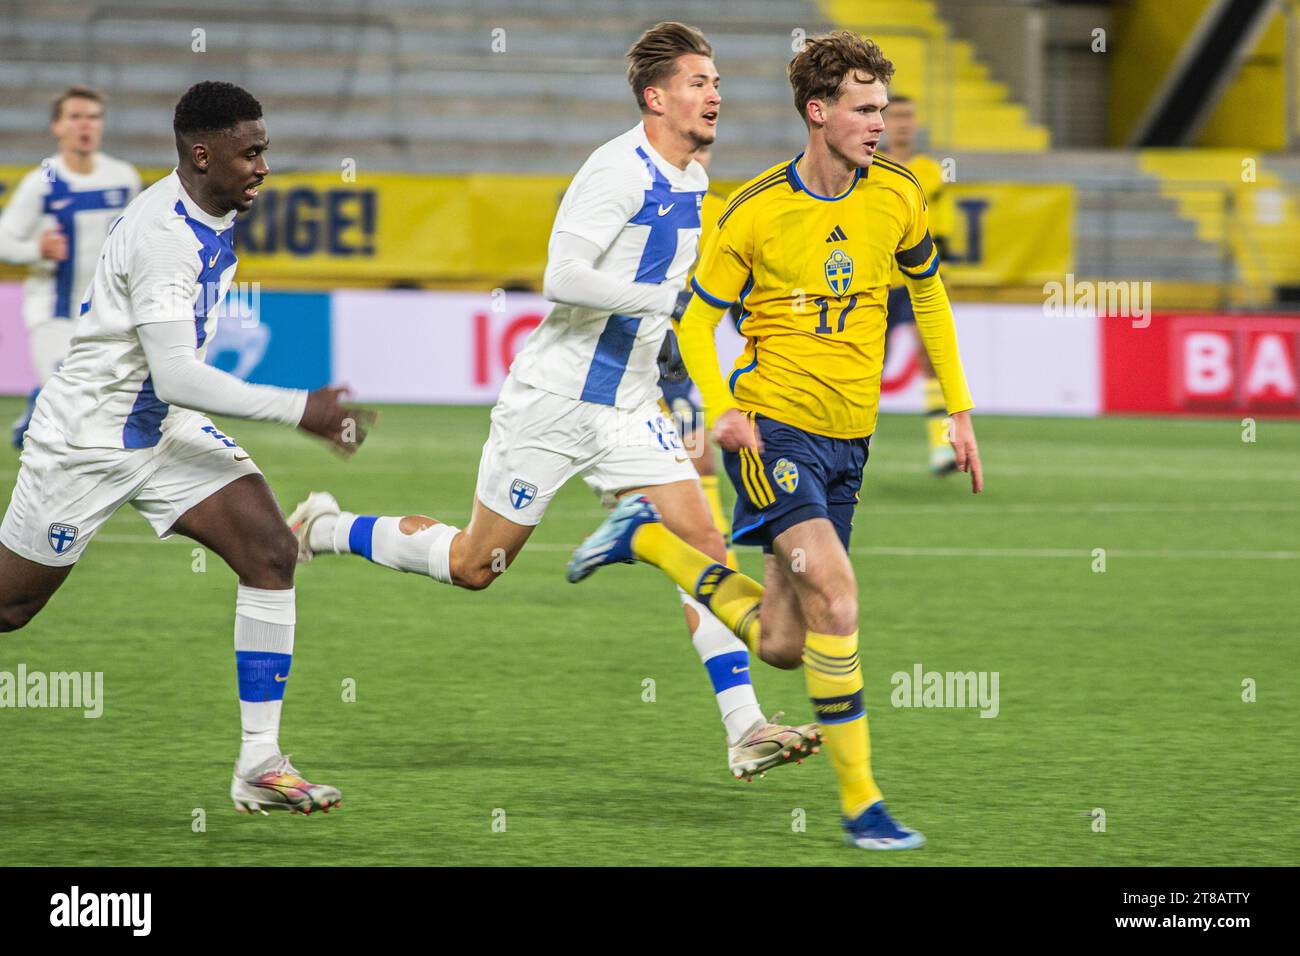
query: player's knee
[
  {"left": 824, "top": 593, "right": 859, "bottom": 634},
  {"left": 0, "top": 601, "right": 37, "bottom": 633},
  {"left": 254, "top": 527, "right": 299, "bottom": 587},
  {"left": 453, "top": 550, "right": 506, "bottom": 591},
  {"left": 455, "top": 563, "right": 500, "bottom": 592},
  {"left": 760, "top": 642, "right": 803, "bottom": 670},
  {"left": 681, "top": 524, "right": 726, "bottom": 563},
  {"left": 703, "top": 528, "right": 728, "bottom": 563},
  {"left": 808, "top": 590, "right": 857, "bottom": 635}
]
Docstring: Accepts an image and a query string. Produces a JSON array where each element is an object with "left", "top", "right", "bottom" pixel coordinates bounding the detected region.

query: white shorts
[
  {"left": 1, "top": 408, "right": 262, "bottom": 567},
  {"left": 29, "top": 319, "right": 74, "bottom": 384},
  {"left": 475, "top": 376, "right": 697, "bottom": 526}
]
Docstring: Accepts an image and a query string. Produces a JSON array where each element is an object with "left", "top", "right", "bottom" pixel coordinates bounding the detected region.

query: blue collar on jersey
[{"left": 787, "top": 153, "right": 863, "bottom": 201}]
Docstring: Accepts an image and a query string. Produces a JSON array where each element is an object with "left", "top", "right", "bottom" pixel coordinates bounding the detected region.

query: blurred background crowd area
[{"left": 2, "top": 0, "right": 1298, "bottom": 310}]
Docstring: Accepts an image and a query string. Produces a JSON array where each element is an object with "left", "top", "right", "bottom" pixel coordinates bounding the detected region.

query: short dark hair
[
  {"left": 173, "top": 81, "right": 262, "bottom": 140},
  {"left": 51, "top": 85, "right": 104, "bottom": 122},
  {"left": 788, "top": 32, "right": 895, "bottom": 125},
  {"left": 626, "top": 21, "right": 713, "bottom": 113}
]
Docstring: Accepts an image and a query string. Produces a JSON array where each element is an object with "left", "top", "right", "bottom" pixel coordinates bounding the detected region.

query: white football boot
[
  {"left": 231, "top": 753, "right": 342, "bottom": 816},
  {"left": 287, "top": 491, "right": 341, "bottom": 563},
  {"left": 728, "top": 711, "right": 821, "bottom": 782}
]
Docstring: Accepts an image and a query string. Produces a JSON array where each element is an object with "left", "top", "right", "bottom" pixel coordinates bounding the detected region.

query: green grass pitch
[{"left": 1, "top": 396, "right": 1296, "bottom": 866}]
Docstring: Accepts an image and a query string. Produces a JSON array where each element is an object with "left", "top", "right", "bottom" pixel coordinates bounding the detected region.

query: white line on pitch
[
  {"left": 242, "top": 463, "right": 1300, "bottom": 482},
  {"left": 846, "top": 546, "right": 1298, "bottom": 560},
  {"left": 93, "top": 535, "right": 1297, "bottom": 560}
]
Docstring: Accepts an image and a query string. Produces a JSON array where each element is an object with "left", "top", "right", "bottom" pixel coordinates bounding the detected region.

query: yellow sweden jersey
[
  {"left": 690, "top": 153, "right": 940, "bottom": 439},
  {"left": 889, "top": 153, "right": 947, "bottom": 287},
  {"left": 690, "top": 189, "right": 728, "bottom": 283}
]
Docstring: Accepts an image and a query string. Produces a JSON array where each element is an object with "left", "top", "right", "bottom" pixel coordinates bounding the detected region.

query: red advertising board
[{"left": 1102, "top": 313, "right": 1300, "bottom": 418}]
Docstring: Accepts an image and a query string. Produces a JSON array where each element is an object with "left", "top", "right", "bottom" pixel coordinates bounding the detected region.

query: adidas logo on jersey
[{"left": 825, "top": 225, "right": 848, "bottom": 243}]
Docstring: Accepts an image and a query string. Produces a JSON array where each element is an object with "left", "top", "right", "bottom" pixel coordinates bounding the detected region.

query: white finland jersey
[
  {"left": 510, "top": 123, "right": 708, "bottom": 408},
  {"left": 0, "top": 152, "right": 140, "bottom": 327},
  {"left": 35, "top": 170, "right": 238, "bottom": 450}
]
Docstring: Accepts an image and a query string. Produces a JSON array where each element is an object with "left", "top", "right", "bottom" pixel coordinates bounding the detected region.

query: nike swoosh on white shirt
[
  {"left": 657, "top": 203, "right": 674, "bottom": 217},
  {"left": 49, "top": 198, "right": 73, "bottom": 210},
  {"left": 208, "top": 252, "right": 219, "bottom": 268}
]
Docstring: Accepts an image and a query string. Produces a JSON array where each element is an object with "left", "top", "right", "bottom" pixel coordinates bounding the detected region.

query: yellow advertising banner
[
  {"left": 229, "top": 171, "right": 572, "bottom": 286},
  {"left": 938, "top": 183, "right": 1075, "bottom": 285},
  {"left": 0, "top": 166, "right": 1071, "bottom": 288}
]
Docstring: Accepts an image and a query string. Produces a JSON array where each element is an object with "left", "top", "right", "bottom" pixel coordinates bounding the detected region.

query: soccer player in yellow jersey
[
  {"left": 880, "top": 95, "right": 959, "bottom": 474},
  {"left": 569, "top": 32, "right": 983, "bottom": 850}
]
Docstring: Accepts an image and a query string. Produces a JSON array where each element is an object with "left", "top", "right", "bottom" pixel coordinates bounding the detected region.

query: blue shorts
[
  {"left": 658, "top": 375, "right": 703, "bottom": 436},
  {"left": 723, "top": 414, "right": 870, "bottom": 554},
  {"left": 885, "top": 285, "right": 914, "bottom": 327}
]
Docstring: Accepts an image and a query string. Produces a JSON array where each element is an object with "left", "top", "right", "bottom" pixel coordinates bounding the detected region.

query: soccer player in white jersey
[
  {"left": 290, "top": 22, "right": 820, "bottom": 781},
  {"left": 0, "top": 86, "right": 141, "bottom": 449},
  {"left": 0, "top": 82, "right": 370, "bottom": 816}
]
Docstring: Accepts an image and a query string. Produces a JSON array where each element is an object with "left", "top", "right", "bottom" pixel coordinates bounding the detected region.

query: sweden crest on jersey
[
  {"left": 773, "top": 458, "right": 800, "bottom": 494},
  {"left": 824, "top": 249, "right": 854, "bottom": 296}
]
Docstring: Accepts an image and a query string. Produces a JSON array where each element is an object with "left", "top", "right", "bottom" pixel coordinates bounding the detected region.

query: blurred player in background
[
  {"left": 0, "top": 82, "right": 368, "bottom": 816},
  {"left": 880, "top": 95, "right": 957, "bottom": 474},
  {"left": 570, "top": 32, "right": 983, "bottom": 849},
  {"left": 655, "top": 144, "right": 737, "bottom": 569},
  {"left": 289, "top": 22, "right": 820, "bottom": 781},
  {"left": 0, "top": 86, "right": 140, "bottom": 449}
]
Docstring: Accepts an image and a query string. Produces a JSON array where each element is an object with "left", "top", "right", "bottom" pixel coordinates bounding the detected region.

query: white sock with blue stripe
[
  {"left": 681, "top": 589, "right": 763, "bottom": 745},
  {"left": 319, "top": 512, "right": 458, "bottom": 585},
  {"left": 234, "top": 585, "right": 295, "bottom": 774}
]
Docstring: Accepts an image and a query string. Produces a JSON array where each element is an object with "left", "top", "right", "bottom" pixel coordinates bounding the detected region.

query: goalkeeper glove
[
  {"left": 658, "top": 328, "right": 688, "bottom": 384},
  {"left": 658, "top": 290, "right": 693, "bottom": 383},
  {"left": 670, "top": 288, "right": 693, "bottom": 321}
]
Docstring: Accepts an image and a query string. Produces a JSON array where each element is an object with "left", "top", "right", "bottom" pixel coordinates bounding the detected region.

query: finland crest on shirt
[
  {"left": 5, "top": 153, "right": 140, "bottom": 327},
  {"left": 510, "top": 123, "right": 707, "bottom": 409},
  {"left": 35, "top": 170, "right": 238, "bottom": 450}
]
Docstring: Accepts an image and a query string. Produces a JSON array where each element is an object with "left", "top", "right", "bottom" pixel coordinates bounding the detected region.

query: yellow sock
[
  {"left": 803, "top": 630, "right": 883, "bottom": 818},
  {"left": 632, "top": 523, "right": 762, "bottom": 652},
  {"left": 924, "top": 376, "right": 949, "bottom": 452},
  {"left": 699, "top": 474, "right": 738, "bottom": 569}
]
